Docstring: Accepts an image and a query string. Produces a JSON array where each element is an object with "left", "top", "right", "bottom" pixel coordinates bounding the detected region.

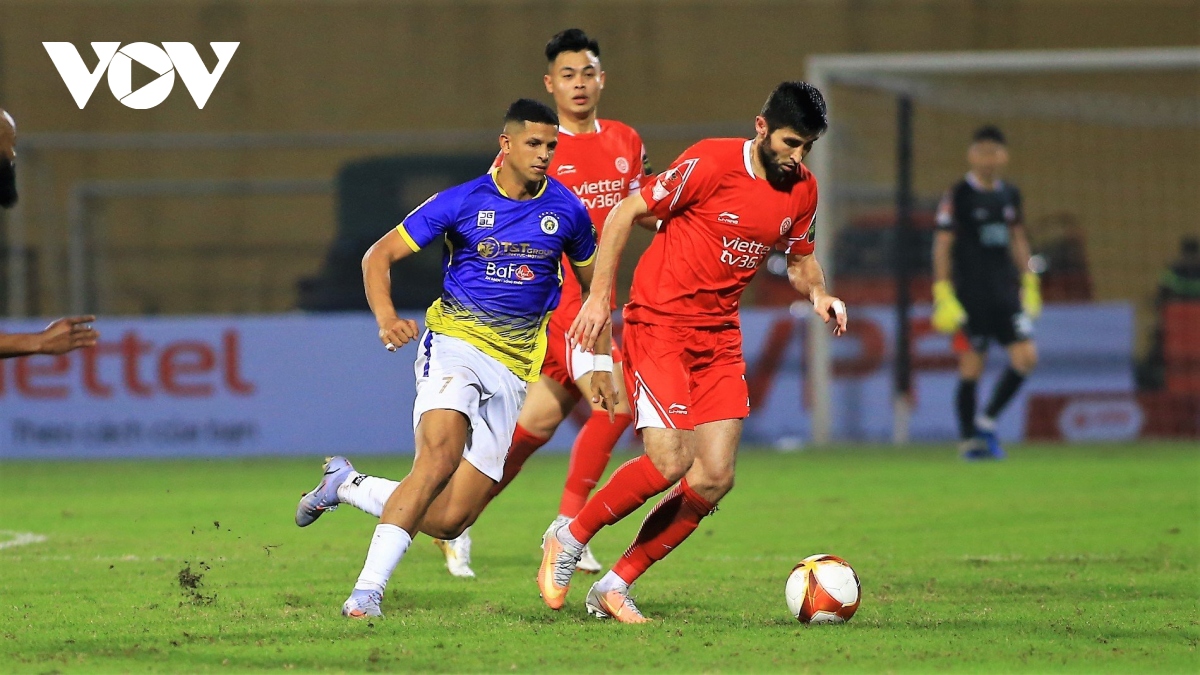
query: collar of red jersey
[
  {"left": 557, "top": 120, "right": 602, "bottom": 136},
  {"left": 742, "top": 140, "right": 756, "bottom": 179}
]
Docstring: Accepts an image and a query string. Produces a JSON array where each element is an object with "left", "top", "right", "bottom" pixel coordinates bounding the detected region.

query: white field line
[{"left": 0, "top": 531, "right": 47, "bottom": 550}]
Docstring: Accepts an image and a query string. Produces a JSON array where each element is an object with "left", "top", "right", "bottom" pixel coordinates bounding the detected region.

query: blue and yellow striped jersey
[{"left": 397, "top": 169, "right": 597, "bottom": 381}]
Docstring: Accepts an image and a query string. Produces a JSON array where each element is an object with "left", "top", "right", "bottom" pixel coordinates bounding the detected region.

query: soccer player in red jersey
[
  {"left": 432, "top": 29, "right": 654, "bottom": 578},
  {"left": 537, "top": 82, "right": 848, "bottom": 622}
]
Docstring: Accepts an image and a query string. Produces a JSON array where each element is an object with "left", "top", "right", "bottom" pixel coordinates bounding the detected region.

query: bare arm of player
[
  {"left": 933, "top": 230, "right": 954, "bottom": 283},
  {"left": 569, "top": 192, "right": 650, "bottom": 352},
  {"left": 1009, "top": 224, "right": 1032, "bottom": 272},
  {"left": 572, "top": 260, "right": 619, "bottom": 421},
  {"left": 0, "top": 316, "right": 98, "bottom": 359},
  {"left": 362, "top": 229, "right": 421, "bottom": 351},
  {"left": 787, "top": 253, "right": 847, "bottom": 336}
]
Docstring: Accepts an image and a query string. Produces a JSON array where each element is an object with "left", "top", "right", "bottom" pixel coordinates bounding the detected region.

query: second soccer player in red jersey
[
  {"left": 433, "top": 28, "right": 653, "bottom": 578},
  {"left": 538, "top": 82, "right": 848, "bottom": 622}
]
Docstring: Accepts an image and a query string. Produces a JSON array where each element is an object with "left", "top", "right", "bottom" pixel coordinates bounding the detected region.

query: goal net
[{"left": 803, "top": 48, "right": 1200, "bottom": 444}]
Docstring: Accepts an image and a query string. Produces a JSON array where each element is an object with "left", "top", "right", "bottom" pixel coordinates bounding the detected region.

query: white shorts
[{"left": 412, "top": 331, "right": 527, "bottom": 482}]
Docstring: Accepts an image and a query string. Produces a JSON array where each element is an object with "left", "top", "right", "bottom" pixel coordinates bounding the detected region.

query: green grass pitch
[{"left": 1, "top": 443, "right": 1197, "bottom": 673}]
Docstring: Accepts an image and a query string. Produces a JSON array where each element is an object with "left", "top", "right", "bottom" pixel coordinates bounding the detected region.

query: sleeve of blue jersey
[
  {"left": 565, "top": 198, "right": 598, "bottom": 267},
  {"left": 395, "top": 186, "right": 462, "bottom": 252}
]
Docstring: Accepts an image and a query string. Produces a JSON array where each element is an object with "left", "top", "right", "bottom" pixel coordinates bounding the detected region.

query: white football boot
[{"left": 433, "top": 528, "right": 475, "bottom": 578}]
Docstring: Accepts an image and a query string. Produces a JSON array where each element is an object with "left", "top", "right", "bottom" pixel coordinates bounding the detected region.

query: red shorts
[
  {"left": 540, "top": 311, "right": 624, "bottom": 395},
  {"left": 621, "top": 322, "right": 749, "bottom": 431}
]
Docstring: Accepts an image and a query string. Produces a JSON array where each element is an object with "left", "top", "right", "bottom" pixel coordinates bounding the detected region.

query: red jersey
[
  {"left": 498, "top": 120, "right": 649, "bottom": 316},
  {"left": 625, "top": 138, "right": 818, "bottom": 328},
  {"left": 552, "top": 120, "right": 649, "bottom": 315}
]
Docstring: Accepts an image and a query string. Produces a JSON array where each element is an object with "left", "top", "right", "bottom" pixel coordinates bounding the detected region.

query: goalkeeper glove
[
  {"left": 1021, "top": 271, "right": 1042, "bottom": 319},
  {"left": 932, "top": 280, "right": 967, "bottom": 334}
]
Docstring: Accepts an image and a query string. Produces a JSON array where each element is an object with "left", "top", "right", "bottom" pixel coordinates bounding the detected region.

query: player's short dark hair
[
  {"left": 760, "top": 81, "right": 828, "bottom": 137},
  {"left": 504, "top": 98, "right": 559, "bottom": 128},
  {"left": 972, "top": 125, "right": 1007, "bottom": 145},
  {"left": 546, "top": 28, "right": 600, "bottom": 62}
]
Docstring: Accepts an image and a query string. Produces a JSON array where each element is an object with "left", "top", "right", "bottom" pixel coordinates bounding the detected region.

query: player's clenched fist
[
  {"left": 378, "top": 317, "right": 419, "bottom": 352},
  {"left": 569, "top": 294, "right": 611, "bottom": 352}
]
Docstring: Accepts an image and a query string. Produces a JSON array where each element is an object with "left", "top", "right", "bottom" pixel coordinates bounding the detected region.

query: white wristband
[{"left": 593, "top": 354, "right": 613, "bottom": 373}]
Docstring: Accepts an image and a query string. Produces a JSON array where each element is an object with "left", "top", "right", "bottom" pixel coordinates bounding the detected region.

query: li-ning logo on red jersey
[
  {"left": 557, "top": 165, "right": 577, "bottom": 176},
  {"left": 718, "top": 212, "right": 740, "bottom": 225},
  {"left": 667, "top": 403, "right": 689, "bottom": 415}
]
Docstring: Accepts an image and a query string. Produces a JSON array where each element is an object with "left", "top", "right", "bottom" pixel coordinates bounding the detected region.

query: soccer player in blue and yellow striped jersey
[{"left": 294, "top": 99, "right": 617, "bottom": 619}]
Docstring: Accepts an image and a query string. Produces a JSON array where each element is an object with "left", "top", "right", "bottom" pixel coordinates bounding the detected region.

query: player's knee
[
  {"left": 1013, "top": 343, "right": 1038, "bottom": 373},
  {"left": 414, "top": 441, "right": 462, "bottom": 481},
  {"left": 653, "top": 445, "right": 695, "bottom": 483},
  {"left": 689, "top": 468, "right": 734, "bottom": 500}
]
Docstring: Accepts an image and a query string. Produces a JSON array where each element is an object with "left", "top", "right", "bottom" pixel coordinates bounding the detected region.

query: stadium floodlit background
[{"left": 0, "top": 1, "right": 1197, "bottom": 673}]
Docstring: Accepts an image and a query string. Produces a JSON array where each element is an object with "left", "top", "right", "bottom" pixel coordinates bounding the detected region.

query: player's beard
[{"left": 757, "top": 141, "right": 800, "bottom": 190}]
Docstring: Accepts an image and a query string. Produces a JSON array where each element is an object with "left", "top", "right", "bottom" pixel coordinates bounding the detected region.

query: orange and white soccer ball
[{"left": 785, "top": 554, "right": 860, "bottom": 624}]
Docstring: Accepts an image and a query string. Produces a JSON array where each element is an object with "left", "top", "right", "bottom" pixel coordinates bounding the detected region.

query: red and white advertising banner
[{"left": 0, "top": 303, "right": 1135, "bottom": 458}]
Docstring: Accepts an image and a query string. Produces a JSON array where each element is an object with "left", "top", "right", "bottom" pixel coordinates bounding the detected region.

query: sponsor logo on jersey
[
  {"left": 718, "top": 212, "right": 740, "bottom": 225},
  {"left": 539, "top": 213, "right": 560, "bottom": 234},
  {"left": 780, "top": 217, "right": 793, "bottom": 236},
  {"left": 615, "top": 157, "right": 629, "bottom": 173},
  {"left": 477, "top": 237, "right": 500, "bottom": 259},
  {"left": 806, "top": 220, "right": 817, "bottom": 244},
  {"left": 476, "top": 210, "right": 495, "bottom": 228},
  {"left": 667, "top": 403, "right": 689, "bottom": 415},
  {"left": 485, "top": 262, "right": 536, "bottom": 284},
  {"left": 571, "top": 178, "right": 628, "bottom": 211},
  {"left": 720, "top": 236, "right": 771, "bottom": 269},
  {"left": 477, "top": 238, "right": 553, "bottom": 260},
  {"left": 557, "top": 164, "right": 577, "bottom": 176}
]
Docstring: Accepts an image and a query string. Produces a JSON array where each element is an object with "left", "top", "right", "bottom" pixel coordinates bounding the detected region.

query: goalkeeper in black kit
[{"left": 931, "top": 126, "right": 1041, "bottom": 460}]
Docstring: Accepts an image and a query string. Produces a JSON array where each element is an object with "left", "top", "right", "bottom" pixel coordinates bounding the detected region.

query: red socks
[
  {"left": 488, "top": 423, "right": 549, "bottom": 500},
  {"left": 568, "top": 454, "right": 672, "bottom": 545},
  {"left": 558, "top": 411, "right": 632, "bottom": 518},
  {"left": 612, "top": 479, "right": 714, "bottom": 585}
]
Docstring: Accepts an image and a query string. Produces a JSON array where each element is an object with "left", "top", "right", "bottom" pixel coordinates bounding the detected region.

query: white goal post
[{"left": 803, "top": 47, "right": 1200, "bottom": 445}]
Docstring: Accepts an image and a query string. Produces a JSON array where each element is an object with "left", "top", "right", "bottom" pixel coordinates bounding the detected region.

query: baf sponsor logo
[
  {"left": 485, "top": 262, "right": 536, "bottom": 284},
  {"left": 0, "top": 330, "right": 255, "bottom": 400},
  {"left": 43, "top": 42, "right": 239, "bottom": 109}
]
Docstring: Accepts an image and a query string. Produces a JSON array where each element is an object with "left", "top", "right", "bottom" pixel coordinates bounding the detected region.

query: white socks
[
  {"left": 557, "top": 520, "right": 584, "bottom": 550},
  {"left": 355, "top": 524, "right": 412, "bottom": 593},
  {"left": 337, "top": 473, "right": 399, "bottom": 518},
  {"left": 595, "top": 569, "right": 630, "bottom": 593},
  {"left": 975, "top": 415, "right": 997, "bottom": 432}
]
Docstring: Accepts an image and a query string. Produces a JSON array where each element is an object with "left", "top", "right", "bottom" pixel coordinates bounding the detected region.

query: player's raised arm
[
  {"left": 787, "top": 252, "right": 846, "bottom": 336},
  {"left": 362, "top": 228, "right": 421, "bottom": 351},
  {"left": 568, "top": 192, "right": 649, "bottom": 352}
]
